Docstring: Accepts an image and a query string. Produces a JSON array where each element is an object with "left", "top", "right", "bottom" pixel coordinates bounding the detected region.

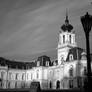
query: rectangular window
[
  {"left": 9, "top": 73, "right": 12, "bottom": 80},
  {"left": 22, "top": 73, "right": 25, "bottom": 80},
  {"left": 31, "top": 73, "right": 32, "bottom": 80},
  {"left": 16, "top": 73, "right": 18, "bottom": 80}
]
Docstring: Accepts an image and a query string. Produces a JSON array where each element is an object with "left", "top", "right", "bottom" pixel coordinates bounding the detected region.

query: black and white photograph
[{"left": 0, "top": 0, "right": 92, "bottom": 92}]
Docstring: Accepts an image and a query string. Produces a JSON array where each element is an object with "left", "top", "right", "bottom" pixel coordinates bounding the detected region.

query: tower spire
[
  {"left": 61, "top": 9, "right": 73, "bottom": 32},
  {"left": 65, "top": 8, "right": 69, "bottom": 24}
]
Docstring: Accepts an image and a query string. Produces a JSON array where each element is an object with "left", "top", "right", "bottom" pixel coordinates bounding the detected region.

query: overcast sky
[{"left": 0, "top": 0, "right": 92, "bottom": 61}]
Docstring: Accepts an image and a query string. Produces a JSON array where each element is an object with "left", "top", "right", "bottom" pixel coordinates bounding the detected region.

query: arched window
[
  {"left": 69, "top": 54, "right": 73, "bottom": 61},
  {"left": 63, "top": 35, "right": 65, "bottom": 43},
  {"left": 69, "top": 66, "right": 73, "bottom": 77},
  {"left": 69, "top": 35, "right": 71, "bottom": 43}
]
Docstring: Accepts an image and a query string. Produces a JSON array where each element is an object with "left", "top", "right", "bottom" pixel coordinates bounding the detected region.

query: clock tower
[{"left": 58, "top": 12, "right": 77, "bottom": 65}]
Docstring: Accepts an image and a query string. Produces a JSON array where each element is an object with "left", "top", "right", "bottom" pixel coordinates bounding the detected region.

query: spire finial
[
  {"left": 65, "top": 8, "right": 69, "bottom": 24},
  {"left": 61, "top": 9, "right": 73, "bottom": 32}
]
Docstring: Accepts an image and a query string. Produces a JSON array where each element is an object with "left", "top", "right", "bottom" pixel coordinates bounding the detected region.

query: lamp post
[{"left": 80, "top": 12, "right": 92, "bottom": 89}]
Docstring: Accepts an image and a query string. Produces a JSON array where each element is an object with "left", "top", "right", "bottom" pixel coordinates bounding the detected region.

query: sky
[{"left": 0, "top": 0, "right": 92, "bottom": 61}]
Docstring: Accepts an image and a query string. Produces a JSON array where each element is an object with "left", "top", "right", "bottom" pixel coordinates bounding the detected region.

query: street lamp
[{"left": 80, "top": 12, "right": 92, "bottom": 89}]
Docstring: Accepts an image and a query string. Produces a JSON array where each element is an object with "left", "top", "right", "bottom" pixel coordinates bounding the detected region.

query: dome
[{"left": 61, "top": 12, "right": 73, "bottom": 32}]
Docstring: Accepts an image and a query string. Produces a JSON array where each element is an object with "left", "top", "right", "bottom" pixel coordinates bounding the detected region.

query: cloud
[{"left": 0, "top": 0, "right": 92, "bottom": 61}]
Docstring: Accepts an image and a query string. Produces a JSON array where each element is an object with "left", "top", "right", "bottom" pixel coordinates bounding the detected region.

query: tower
[{"left": 58, "top": 11, "right": 77, "bottom": 65}]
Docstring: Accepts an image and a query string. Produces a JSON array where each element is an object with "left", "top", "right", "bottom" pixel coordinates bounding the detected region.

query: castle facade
[{"left": 0, "top": 13, "right": 91, "bottom": 89}]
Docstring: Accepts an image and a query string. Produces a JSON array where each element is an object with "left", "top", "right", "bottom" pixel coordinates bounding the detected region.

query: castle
[{"left": 0, "top": 12, "right": 91, "bottom": 89}]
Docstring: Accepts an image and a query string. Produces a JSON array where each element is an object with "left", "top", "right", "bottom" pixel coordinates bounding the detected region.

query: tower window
[
  {"left": 69, "top": 54, "right": 73, "bottom": 61},
  {"left": 63, "top": 35, "right": 65, "bottom": 43},
  {"left": 69, "top": 35, "right": 71, "bottom": 43}
]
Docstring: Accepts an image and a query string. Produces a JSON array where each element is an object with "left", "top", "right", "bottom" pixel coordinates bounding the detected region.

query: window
[
  {"left": 37, "top": 70, "right": 39, "bottom": 79},
  {"left": 56, "top": 80, "right": 60, "bottom": 89},
  {"left": 63, "top": 35, "right": 65, "bottom": 43},
  {"left": 69, "top": 80, "right": 73, "bottom": 88},
  {"left": 59, "top": 35, "right": 61, "bottom": 44},
  {"left": 84, "top": 67, "right": 87, "bottom": 76},
  {"left": 61, "top": 55, "right": 64, "bottom": 61},
  {"left": 49, "top": 70, "right": 53, "bottom": 77},
  {"left": 8, "top": 81, "right": 10, "bottom": 88},
  {"left": 61, "top": 55, "right": 64, "bottom": 64},
  {"left": 69, "top": 35, "right": 71, "bottom": 43},
  {"left": 27, "top": 73, "right": 28, "bottom": 80},
  {"left": 49, "top": 81, "right": 52, "bottom": 88},
  {"left": 69, "top": 66, "right": 73, "bottom": 77},
  {"left": 22, "top": 73, "right": 25, "bottom": 80},
  {"left": 46, "top": 61, "right": 49, "bottom": 66},
  {"left": 16, "top": 73, "right": 18, "bottom": 80},
  {"left": 1, "top": 71, "right": 4, "bottom": 80},
  {"left": 31, "top": 73, "right": 33, "bottom": 80},
  {"left": 9, "top": 72, "right": 12, "bottom": 80},
  {"left": 69, "top": 54, "right": 73, "bottom": 61},
  {"left": 37, "top": 61, "right": 40, "bottom": 66},
  {"left": 77, "top": 78, "right": 82, "bottom": 88}
]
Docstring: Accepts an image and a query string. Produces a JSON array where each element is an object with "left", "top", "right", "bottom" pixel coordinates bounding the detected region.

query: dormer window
[
  {"left": 46, "top": 61, "right": 49, "bottom": 66},
  {"left": 37, "top": 61, "right": 40, "bottom": 66},
  {"left": 69, "top": 54, "right": 73, "bottom": 61}
]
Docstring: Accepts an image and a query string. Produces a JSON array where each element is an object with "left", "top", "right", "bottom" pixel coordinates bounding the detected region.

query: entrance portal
[{"left": 56, "top": 80, "right": 60, "bottom": 89}]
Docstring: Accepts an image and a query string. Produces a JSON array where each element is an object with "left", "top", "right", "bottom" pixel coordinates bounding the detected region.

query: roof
[
  {"left": 0, "top": 57, "right": 36, "bottom": 69},
  {"left": 66, "top": 47, "right": 84, "bottom": 61},
  {"left": 36, "top": 55, "right": 52, "bottom": 66}
]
